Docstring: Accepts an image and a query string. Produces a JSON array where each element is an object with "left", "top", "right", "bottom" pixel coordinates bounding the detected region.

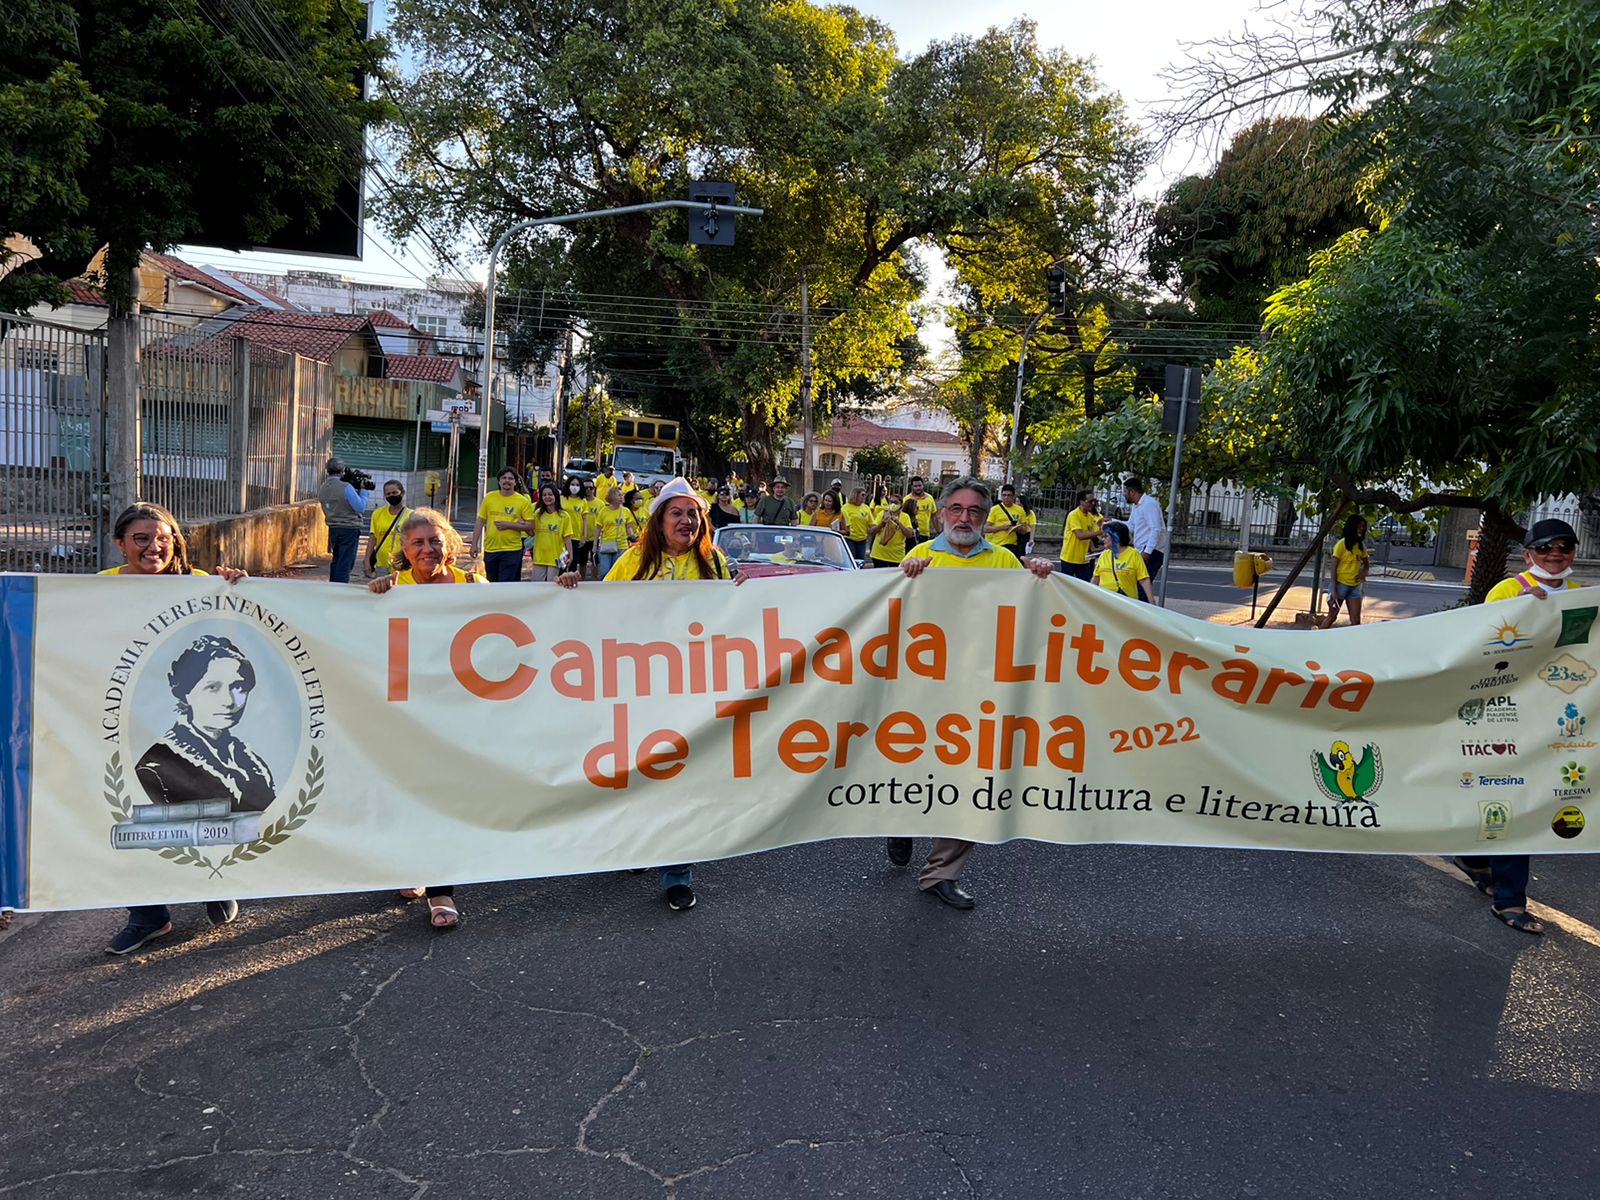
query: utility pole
[
  {"left": 799, "top": 271, "right": 814, "bottom": 494},
  {"left": 1005, "top": 313, "right": 1044, "bottom": 483},
  {"left": 105, "top": 266, "right": 142, "bottom": 522},
  {"left": 477, "top": 193, "right": 763, "bottom": 517}
]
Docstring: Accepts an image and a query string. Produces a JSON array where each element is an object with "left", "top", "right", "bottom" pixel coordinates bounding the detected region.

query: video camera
[{"left": 342, "top": 466, "right": 377, "bottom": 491}]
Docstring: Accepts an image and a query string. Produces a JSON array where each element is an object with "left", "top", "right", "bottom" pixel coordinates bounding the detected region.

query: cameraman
[{"left": 318, "top": 457, "right": 372, "bottom": 584}]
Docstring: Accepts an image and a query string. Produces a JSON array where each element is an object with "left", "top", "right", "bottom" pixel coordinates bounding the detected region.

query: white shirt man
[{"left": 1123, "top": 477, "right": 1166, "bottom": 602}]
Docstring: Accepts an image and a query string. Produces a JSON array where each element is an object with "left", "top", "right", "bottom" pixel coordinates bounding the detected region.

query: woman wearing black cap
[{"left": 1456, "top": 517, "right": 1586, "bottom": 935}]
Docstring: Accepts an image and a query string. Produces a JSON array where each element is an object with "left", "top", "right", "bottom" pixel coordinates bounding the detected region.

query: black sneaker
[
  {"left": 106, "top": 921, "right": 172, "bottom": 955},
  {"left": 665, "top": 883, "right": 696, "bottom": 911},
  {"left": 206, "top": 900, "right": 240, "bottom": 926},
  {"left": 885, "top": 838, "right": 913, "bottom": 867}
]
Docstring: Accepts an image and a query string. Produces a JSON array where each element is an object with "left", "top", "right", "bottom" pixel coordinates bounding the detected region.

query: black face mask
[{"left": 385, "top": 494, "right": 403, "bottom": 505}]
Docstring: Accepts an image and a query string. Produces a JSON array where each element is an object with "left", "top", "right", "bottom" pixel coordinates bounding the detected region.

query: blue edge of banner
[{"left": 0, "top": 575, "right": 35, "bottom": 910}]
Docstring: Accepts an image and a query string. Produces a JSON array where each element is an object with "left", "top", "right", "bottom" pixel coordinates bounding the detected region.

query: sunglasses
[{"left": 1531, "top": 539, "right": 1577, "bottom": 555}]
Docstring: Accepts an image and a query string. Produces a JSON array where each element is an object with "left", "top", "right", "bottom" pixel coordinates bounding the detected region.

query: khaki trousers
[{"left": 918, "top": 838, "right": 975, "bottom": 888}]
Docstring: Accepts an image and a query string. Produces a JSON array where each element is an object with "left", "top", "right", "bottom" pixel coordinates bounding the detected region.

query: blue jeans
[
  {"left": 659, "top": 864, "right": 693, "bottom": 890},
  {"left": 597, "top": 548, "right": 620, "bottom": 578},
  {"left": 483, "top": 550, "right": 523, "bottom": 582},
  {"left": 1459, "top": 854, "right": 1530, "bottom": 909},
  {"left": 328, "top": 526, "right": 361, "bottom": 583},
  {"left": 126, "top": 904, "right": 171, "bottom": 931}
]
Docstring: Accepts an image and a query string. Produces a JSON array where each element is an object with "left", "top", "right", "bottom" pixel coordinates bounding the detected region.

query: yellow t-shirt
[
  {"left": 562, "top": 495, "right": 598, "bottom": 541},
  {"left": 1332, "top": 538, "right": 1370, "bottom": 586},
  {"left": 593, "top": 474, "right": 618, "bottom": 502},
  {"left": 903, "top": 540, "right": 1020, "bottom": 570},
  {"left": 594, "top": 505, "right": 638, "bottom": 549},
  {"left": 1486, "top": 571, "right": 1583, "bottom": 603},
  {"left": 987, "top": 503, "right": 1033, "bottom": 548},
  {"left": 1093, "top": 546, "right": 1149, "bottom": 597},
  {"left": 528, "top": 508, "right": 575, "bottom": 566},
  {"left": 99, "top": 566, "right": 209, "bottom": 575},
  {"left": 901, "top": 494, "right": 935, "bottom": 537},
  {"left": 797, "top": 508, "right": 820, "bottom": 526},
  {"left": 870, "top": 514, "right": 911, "bottom": 564},
  {"left": 604, "top": 544, "right": 731, "bottom": 581},
  {"left": 479, "top": 492, "right": 535, "bottom": 554},
  {"left": 368, "top": 505, "right": 413, "bottom": 570},
  {"left": 841, "top": 503, "right": 874, "bottom": 541},
  {"left": 394, "top": 565, "right": 485, "bottom": 585},
  {"left": 1062, "top": 507, "right": 1102, "bottom": 565}
]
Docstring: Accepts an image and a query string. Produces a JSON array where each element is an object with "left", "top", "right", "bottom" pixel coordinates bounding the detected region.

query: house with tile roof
[{"left": 784, "top": 413, "right": 980, "bottom": 481}]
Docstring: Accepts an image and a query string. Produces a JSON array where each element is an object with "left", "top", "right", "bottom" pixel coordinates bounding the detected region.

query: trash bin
[{"left": 1233, "top": 550, "right": 1274, "bottom": 587}]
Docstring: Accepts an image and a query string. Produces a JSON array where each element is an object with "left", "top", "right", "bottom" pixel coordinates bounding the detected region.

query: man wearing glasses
[
  {"left": 1456, "top": 518, "right": 1587, "bottom": 936},
  {"left": 886, "top": 477, "right": 1054, "bottom": 909}
]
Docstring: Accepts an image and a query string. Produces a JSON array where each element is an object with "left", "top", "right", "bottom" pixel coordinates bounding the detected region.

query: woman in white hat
[{"left": 557, "top": 478, "right": 744, "bottom": 910}]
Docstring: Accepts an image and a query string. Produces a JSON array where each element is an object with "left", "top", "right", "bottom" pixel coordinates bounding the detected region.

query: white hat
[{"left": 648, "top": 476, "right": 709, "bottom": 516}]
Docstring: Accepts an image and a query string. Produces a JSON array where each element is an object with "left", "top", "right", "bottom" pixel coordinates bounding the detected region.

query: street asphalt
[
  {"left": 6, "top": 554, "right": 1595, "bottom": 1200},
  {"left": 3, "top": 839, "right": 1598, "bottom": 1199}
]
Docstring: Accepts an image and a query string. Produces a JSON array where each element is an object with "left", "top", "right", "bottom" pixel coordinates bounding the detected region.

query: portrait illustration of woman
[{"left": 136, "top": 635, "right": 275, "bottom": 813}]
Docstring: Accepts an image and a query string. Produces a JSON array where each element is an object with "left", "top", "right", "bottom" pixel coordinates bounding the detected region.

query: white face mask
[{"left": 1533, "top": 564, "right": 1574, "bottom": 582}]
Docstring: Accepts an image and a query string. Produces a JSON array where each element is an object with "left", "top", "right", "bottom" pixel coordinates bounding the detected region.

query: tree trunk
[{"left": 1468, "top": 506, "right": 1521, "bottom": 606}]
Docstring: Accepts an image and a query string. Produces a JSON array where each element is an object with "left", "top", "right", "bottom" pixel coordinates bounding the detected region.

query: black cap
[{"left": 1526, "top": 518, "right": 1578, "bottom": 547}]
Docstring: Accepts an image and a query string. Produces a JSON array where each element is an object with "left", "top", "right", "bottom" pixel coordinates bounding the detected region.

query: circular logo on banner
[
  {"left": 1552, "top": 806, "right": 1586, "bottom": 839},
  {"left": 100, "top": 594, "right": 326, "bottom": 877}
]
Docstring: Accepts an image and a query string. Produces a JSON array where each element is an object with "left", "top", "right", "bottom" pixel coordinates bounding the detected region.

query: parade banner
[{"left": 2, "top": 569, "right": 1596, "bottom": 911}]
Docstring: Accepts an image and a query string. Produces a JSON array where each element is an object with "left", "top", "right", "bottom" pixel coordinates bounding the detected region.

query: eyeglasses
[
  {"left": 1531, "top": 539, "right": 1577, "bottom": 555},
  {"left": 942, "top": 504, "right": 987, "bottom": 519}
]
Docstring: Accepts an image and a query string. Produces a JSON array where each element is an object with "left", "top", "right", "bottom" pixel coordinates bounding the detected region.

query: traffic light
[
  {"left": 1044, "top": 264, "right": 1069, "bottom": 314},
  {"left": 689, "top": 181, "right": 736, "bottom": 246}
]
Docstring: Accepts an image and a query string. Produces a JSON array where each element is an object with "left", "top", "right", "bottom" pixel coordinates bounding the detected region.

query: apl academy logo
[
  {"left": 100, "top": 592, "right": 326, "bottom": 876},
  {"left": 1311, "top": 740, "right": 1383, "bottom": 804},
  {"left": 1458, "top": 695, "right": 1518, "bottom": 726}
]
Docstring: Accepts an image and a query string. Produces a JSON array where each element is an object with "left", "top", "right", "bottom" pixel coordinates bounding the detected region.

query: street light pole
[
  {"left": 799, "top": 271, "right": 814, "bottom": 494},
  {"left": 1005, "top": 312, "right": 1044, "bottom": 483},
  {"left": 478, "top": 197, "right": 763, "bottom": 522}
]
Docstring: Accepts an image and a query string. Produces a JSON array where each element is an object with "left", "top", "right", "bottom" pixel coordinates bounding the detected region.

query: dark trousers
[
  {"left": 1458, "top": 855, "right": 1530, "bottom": 910},
  {"left": 1059, "top": 561, "right": 1094, "bottom": 582},
  {"left": 328, "top": 526, "right": 361, "bottom": 583},
  {"left": 126, "top": 904, "right": 170, "bottom": 931},
  {"left": 846, "top": 538, "right": 867, "bottom": 563},
  {"left": 483, "top": 550, "right": 523, "bottom": 582},
  {"left": 573, "top": 542, "right": 593, "bottom": 574},
  {"left": 1138, "top": 548, "right": 1164, "bottom": 601},
  {"left": 425, "top": 886, "right": 454, "bottom": 899}
]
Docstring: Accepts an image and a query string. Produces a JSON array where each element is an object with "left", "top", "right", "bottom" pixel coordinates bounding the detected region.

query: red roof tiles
[
  {"left": 815, "top": 415, "right": 964, "bottom": 449},
  {"left": 143, "top": 251, "right": 259, "bottom": 305},
  {"left": 386, "top": 354, "right": 460, "bottom": 384}
]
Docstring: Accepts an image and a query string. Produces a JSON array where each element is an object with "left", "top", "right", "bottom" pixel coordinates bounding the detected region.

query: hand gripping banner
[{"left": 1, "top": 570, "right": 1595, "bottom": 911}]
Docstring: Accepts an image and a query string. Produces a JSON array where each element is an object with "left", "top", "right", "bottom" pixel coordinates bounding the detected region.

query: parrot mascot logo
[{"left": 1311, "top": 740, "right": 1384, "bottom": 804}]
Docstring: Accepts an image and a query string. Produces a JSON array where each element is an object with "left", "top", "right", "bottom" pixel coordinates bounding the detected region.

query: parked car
[
  {"left": 564, "top": 458, "right": 599, "bottom": 483},
  {"left": 714, "top": 525, "right": 859, "bottom": 577},
  {"left": 1375, "top": 515, "right": 1435, "bottom": 547}
]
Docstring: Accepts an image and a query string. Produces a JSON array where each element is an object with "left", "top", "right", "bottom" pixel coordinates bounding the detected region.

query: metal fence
[
  {"left": 0, "top": 312, "right": 333, "bottom": 574},
  {"left": 0, "top": 315, "right": 107, "bottom": 573}
]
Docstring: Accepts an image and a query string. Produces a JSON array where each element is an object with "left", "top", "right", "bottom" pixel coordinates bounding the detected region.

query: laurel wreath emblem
[{"left": 105, "top": 747, "right": 324, "bottom": 878}]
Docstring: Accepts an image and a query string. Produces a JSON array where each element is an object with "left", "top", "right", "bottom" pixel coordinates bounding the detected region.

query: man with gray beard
[{"left": 886, "top": 477, "right": 1054, "bottom": 909}]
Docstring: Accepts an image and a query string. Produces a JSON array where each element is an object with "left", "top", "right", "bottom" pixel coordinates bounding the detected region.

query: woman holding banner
[
  {"left": 100, "top": 503, "right": 250, "bottom": 956},
  {"left": 369, "top": 508, "right": 486, "bottom": 930},
  {"left": 555, "top": 478, "right": 746, "bottom": 912}
]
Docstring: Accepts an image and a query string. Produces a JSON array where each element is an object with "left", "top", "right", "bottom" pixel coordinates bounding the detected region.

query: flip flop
[
  {"left": 396, "top": 887, "right": 427, "bottom": 902},
  {"left": 427, "top": 899, "right": 460, "bottom": 930},
  {"left": 1492, "top": 907, "right": 1544, "bottom": 935}
]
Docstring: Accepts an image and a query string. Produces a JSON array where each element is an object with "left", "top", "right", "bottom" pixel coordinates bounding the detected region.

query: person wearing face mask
[
  {"left": 366, "top": 481, "right": 412, "bottom": 577},
  {"left": 1456, "top": 518, "right": 1589, "bottom": 936}
]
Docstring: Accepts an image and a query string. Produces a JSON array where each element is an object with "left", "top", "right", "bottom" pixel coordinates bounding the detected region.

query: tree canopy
[
  {"left": 0, "top": 0, "right": 387, "bottom": 313},
  {"left": 378, "top": 1, "right": 1141, "bottom": 477}
]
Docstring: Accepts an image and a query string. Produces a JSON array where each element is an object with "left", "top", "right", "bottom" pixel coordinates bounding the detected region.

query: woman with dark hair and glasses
[
  {"left": 99, "top": 503, "right": 250, "bottom": 955},
  {"left": 555, "top": 479, "right": 746, "bottom": 912},
  {"left": 1457, "top": 518, "right": 1589, "bottom": 937}
]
